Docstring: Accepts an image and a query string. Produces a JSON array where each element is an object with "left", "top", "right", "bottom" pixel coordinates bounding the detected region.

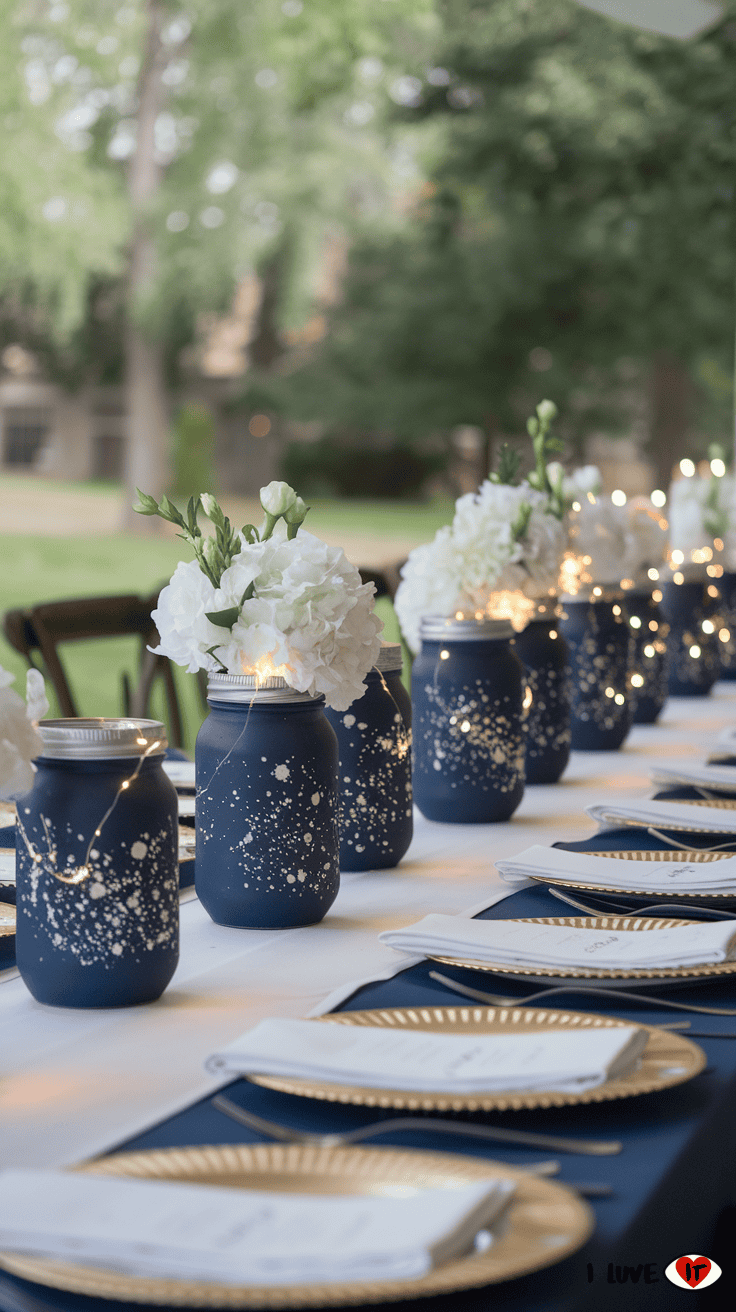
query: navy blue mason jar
[
  {"left": 195, "top": 673, "right": 340, "bottom": 928},
  {"left": 325, "top": 643, "right": 412, "bottom": 871},
  {"left": 15, "top": 719, "right": 179, "bottom": 1009},
  {"left": 559, "top": 592, "right": 634, "bottom": 751},
  {"left": 513, "top": 600, "right": 571, "bottom": 784},
  {"left": 624, "top": 588, "right": 670, "bottom": 724},
  {"left": 660, "top": 577, "right": 722, "bottom": 697},
  {"left": 412, "top": 616, "right": 525, "bottom": 823},
  {"left": 717, "top": 570, "right": 736, "bottom": 680}
]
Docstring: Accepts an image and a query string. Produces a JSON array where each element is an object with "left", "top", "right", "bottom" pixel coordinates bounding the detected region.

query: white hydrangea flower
[
  {"left": 150, "top": 558, "right": 223, "bottom": 673},
  {"left": 152, "top": 529, "right": 382, "bottom": 711},
  {"left": 667, "top": 475, "right": 729, "bottom": 562},
  {"left": 568, "top": 495, "right": 629, "bottom": 585},
  {"left": 0, "top": 665, "right": 45, "bottom": 800},
  {"left": 622, "top": 498, "right": 668, "bottom": 580},
  {"left": 395, "top": 480, "right": 566, "bottom": 650},
  {"left": 394, "top": 528, "right": 472, "bottom": 653}
]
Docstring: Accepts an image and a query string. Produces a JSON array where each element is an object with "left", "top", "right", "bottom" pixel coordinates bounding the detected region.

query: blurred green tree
[
  {"left": 257, "top": 0, "right": 736, "bottom": 487},
  {"left": 0, "top": 0, "right": 434, "bottom": 516}
]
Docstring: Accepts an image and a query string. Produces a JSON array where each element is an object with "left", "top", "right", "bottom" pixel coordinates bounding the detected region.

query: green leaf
[
  {"left": 132, "top": 490, "right": 159, "bottom": 516},
  {"left": 158, "top": 495, "right": 185, "bottom": 528},
  {"left": 495, "top": 443, "right": 522, "bottom": 485},
  {"left": 204, "top": 606, "right": 241, "bottom": 629}
]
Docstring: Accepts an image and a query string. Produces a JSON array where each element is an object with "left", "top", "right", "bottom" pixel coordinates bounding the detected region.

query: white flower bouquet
[
  {"left": 0, "top": 667, "right": 48, "bottom": 800},
  {"left": 667, "top": 474, "right": 730, "bottom": 571},
  {"left": 134, "top": 482, "right": 383, "bottom": 712},
  {"left": 395, "top": 401, "right": 567, "bottom": 651},
  {"left": 622, "top": 498, "right": 669, "bottom": 584}
]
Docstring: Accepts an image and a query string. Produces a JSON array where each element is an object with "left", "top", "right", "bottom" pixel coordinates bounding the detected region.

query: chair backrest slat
[{"left": 2, "top": 592, "right": 184, "bottom": 746}]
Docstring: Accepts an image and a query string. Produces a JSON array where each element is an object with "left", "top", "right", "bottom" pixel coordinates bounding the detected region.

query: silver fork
[
  {"left": 428, "top": 970, "right": 736, "bottom": 1016},
  {"left": 211, "top": 1093, "right": 622, "bottom": 1156},
  {"left": 546, "top": 886, "right": 736, "bottom": 921}
]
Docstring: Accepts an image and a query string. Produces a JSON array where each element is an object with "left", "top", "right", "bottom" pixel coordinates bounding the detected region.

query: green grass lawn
[{"left": 0, "top": 498, "right": 435, "bottom": 748}]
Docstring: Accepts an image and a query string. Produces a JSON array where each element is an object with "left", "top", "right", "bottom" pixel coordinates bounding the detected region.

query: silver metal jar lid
[
  {"left": 374, "top": 642, "right": 403, "bottom": 673},
  {"left": 207, "top": 672, "right": 316, "bottom": 704},
  {"left": 38, "top": 718, "right": 167, "bottom": 760},
  {"left": 419, "top": 615, "right": 515, "bottom": 642}
]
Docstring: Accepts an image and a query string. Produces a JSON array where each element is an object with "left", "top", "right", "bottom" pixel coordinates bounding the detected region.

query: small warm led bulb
[{"left": 679, "top": 458, "right": 695, "bottom": 477}]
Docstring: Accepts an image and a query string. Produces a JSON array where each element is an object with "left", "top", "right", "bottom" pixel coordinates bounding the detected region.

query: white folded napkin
[
  {"left": 586, "top": 799, "right": 736, "bottom": 834},
  {"left": 650, "top": 762, "right": 736, "bottom": 794},
  {"left": 206, "top": 1015, "right": 647, "bottom": 1094},
  {"left": 163, "top": 760, "right": 196, "bottom": 788},
  {"left": 716, "top": 726, "right": 736, "bottom": 752},
  {"left": 496, "top": 843, "right": 736, "bottom": 896},
  {"left": 379, "top": 912, "right": 736, "bottom": 970},
  {"left": 0, "top": 851, "right": 15, "bottom": 882},
  {"left": 0, "top": 1169, "right": 514, "bottom": 1286},
  {"left": 178, "top": 796, "right": 196, "bottom": 819}
]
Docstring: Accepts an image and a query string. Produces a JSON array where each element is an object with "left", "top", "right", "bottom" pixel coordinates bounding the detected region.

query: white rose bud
[
  {"left": 260, "top": 481, "right": 297, "bottom": 517},
  {"left": 284, "top": 495, "right": 307, "bottom": 524},
  {"left": 536, "top": 399, "right": 557, "bottom": 423},
  {"left": 200, "top": 493, "right": 217, "bottom": 516}
]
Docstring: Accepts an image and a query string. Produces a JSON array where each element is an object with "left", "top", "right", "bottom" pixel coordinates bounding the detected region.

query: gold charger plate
[
  {"left": 0, "top": 1143, "right": 593, "bottom": 1309},
  {"left": 250, "top": 1005, "right": 705, "bottom": 1113},
  {"left": 529, "top": 847, "right": 736, "bottom": 904},
  {"left": 429, "top": 915, "right": 736, "bottom": 984}
]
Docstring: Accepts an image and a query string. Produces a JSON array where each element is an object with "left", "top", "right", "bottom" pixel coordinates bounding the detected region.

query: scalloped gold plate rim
[
  {"left": 528, "top": 870, "right": 736, "bottom": 902},
  {"left": 595, "top": 849, "right": 729, "bottom": 862},
  {"left": 429, "top": 915, "right": 736, "bottom": 982},
  {"left": 0, "top": 1144, "right": 593, "bottom": 1308},
  {"left": 249, "top": 1005, "right": 705, "bottom": 1114},
  {"left": 613, "top": 812, "right": 736, "bottom": 835}
]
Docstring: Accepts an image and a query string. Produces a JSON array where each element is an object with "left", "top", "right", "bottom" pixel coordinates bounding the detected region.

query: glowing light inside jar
[
  {"left": 631, "top": 673, "right": 644, "bottom": 688},
  {"left": 241, "top": 655, "right": 291, "bottom": 684},
  {"left": 630, "top": 616, "right": 641, "bottom": 629},
  {"left": 481, "top": 591, "right": 536, "bottom": 632},
  {"left": 689, "top": 645, "right": 702, "bottom": 658}
]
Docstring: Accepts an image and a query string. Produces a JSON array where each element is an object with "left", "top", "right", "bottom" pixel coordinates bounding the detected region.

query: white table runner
[{"left": 0, "top": 688, "right": 733, "bottom": 1170}]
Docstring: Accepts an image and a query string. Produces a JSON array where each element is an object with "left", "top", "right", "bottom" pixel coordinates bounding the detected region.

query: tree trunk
[
  {"left": 647, "top": 352, "right": 693, "bottom": 492},
  {"left": 122, "top": 0, "right": 170, "bottom": 531}
]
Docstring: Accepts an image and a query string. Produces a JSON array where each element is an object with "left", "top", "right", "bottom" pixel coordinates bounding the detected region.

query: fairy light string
[{"left": 16, "top": 736, "right": 162, "bottom": 886}]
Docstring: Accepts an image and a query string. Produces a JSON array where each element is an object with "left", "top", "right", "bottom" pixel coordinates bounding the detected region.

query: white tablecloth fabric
[{"left": 0, "top": 688, "right": 731, "bottom": 1170}]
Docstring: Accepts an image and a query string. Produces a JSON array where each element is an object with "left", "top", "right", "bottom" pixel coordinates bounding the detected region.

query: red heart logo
[{"left": 675, "top": 1256, "right": 712, "bottom": 1286}]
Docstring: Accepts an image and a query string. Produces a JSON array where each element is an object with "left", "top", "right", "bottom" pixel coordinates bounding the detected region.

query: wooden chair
[{"left": 2, "top": 591, "right": 185, "bottom": 747}]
